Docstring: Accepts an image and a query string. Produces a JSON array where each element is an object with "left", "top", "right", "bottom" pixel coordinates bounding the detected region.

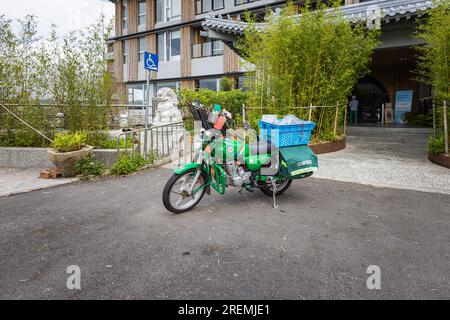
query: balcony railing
[{"left": 191, "top": 41, "right": 224, "bottom": 59}]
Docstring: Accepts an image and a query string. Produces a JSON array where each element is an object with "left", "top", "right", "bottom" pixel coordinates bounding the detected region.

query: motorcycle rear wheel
[
  {"left": 259, "top": 178, "right": 293, "bottom": 196},
  {"left": 162, "top": 169, "right": 207, "bottom": 214}
]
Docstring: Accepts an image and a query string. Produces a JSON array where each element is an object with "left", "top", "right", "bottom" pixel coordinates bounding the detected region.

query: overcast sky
[{"left": 1, "top": 0, "right": 115, "bottom": 38}]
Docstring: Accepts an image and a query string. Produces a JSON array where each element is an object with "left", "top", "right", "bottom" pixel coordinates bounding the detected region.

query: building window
[
  {"left": 157, "top": 30, "right": 181, "bottom": 62},
  {"left": 235, "top": 0, "right": 261, "bottom": 5},
  {"left": 156, "top": 0, "right": 181, "bottom": 23},
  {"left": 138, "top": 37, "right": 146, "bottom": 62},
  {"left": 197, "top": 78, "right": 219, "bottom": 91},
  {"left": 127, "top": 84, "right": 147, "bottom": 105},
  {"left": 123, "top": 41, "right": 128, "bottom": 65},
  {"left": 122, "top": 0, "right": 128, "bottom": 31},
  {"left": 192, "top": 40, "right": 224, "bottom": 58},
  {"left": 138, "top": 0, "right": 146, "bottom": 28},
  {"left": 156, "top": 81, "right": 181, "bottom": 92},
  {"left": 196, "top": 0, "right": 225, "bottom": 14},
  {"left": 237, "top": 75, "right": 254, "bottom": 92}
]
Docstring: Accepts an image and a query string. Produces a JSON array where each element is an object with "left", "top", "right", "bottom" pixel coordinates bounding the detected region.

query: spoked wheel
[
  {"left": 259, "top": 178, "right": 293, "bottom": 196},
  {"left": 162, "top": 169, "right": 207, "bottom": 214}
]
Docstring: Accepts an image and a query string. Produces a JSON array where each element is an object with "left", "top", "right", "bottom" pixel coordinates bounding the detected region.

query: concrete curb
[{"left": 0, "top": 147, "right": 119, "bottom": 169}]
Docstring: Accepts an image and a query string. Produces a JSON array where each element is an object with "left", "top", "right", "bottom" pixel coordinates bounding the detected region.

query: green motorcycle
[{"left": 162, "top": 104, "right": 318, "bottom": 214}]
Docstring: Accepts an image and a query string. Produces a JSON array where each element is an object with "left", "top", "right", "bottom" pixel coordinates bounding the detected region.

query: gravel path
[{"left": 315, "top": 127, "right": 450, "bottom": 195}]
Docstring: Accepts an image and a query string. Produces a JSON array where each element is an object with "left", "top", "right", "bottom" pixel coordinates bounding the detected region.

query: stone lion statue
[{"left": 154, "top": 87, "right": 182, "bottom": 124}]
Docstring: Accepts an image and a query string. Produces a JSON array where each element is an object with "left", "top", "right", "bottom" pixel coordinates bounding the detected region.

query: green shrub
[
  {"left": 428, "top": 136, "right": 445, "bottom": 155},
  {"left": 178, "top": 88, "right": 249, "bottom": 122},
  {"left": 75, "top": 153, "right": 105, "bottom": 177},
  {"left": 403, "top": 112, "right": 433, "bottom": 126},
  {"left": 96, "top": 137, "right": 133, "bottom": 149},
  {"left": 52, "top": 131, "right": 87, "bottom": 152},
  {"left": 220, "top": 77, "right": 235, "bottom": 91},
  {"left": 110, "top": 153, "right": 148, "bottom": 176}
]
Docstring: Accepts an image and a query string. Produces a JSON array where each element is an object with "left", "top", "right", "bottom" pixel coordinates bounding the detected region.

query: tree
[
  {"left": 0, "top": 14, "right": 115, "bottom": 147},
  {"left": 239, "top": 1, "right": 379, "bottom": 140}
]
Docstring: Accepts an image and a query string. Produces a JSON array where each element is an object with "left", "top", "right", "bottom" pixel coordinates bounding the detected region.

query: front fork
[{"left": 187, "top": 149, "right": 204, "bottom": 196}]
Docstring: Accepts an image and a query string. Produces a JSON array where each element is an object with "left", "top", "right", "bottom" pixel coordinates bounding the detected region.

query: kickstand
[{"left": 269, "top": 178, "right": 278, "bottom": 209}]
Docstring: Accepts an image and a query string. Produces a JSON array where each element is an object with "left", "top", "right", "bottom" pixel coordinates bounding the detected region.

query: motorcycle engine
[{"left": 225, "top": 161, "right": 251, "bottom": 187}]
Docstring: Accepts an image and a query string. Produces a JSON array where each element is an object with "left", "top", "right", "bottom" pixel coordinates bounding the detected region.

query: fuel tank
[{"left": 211, "top": 138, "right": 272, "bottom": 171}]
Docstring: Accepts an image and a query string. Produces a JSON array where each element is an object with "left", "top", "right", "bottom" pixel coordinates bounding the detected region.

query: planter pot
[
  {"left": 310, "top": 137, "right": 347, "bottom": 154},
  {"left": 48, "top": 146, "right": 94, "bottom": 177},
  {"left": 428, "top": 153, "right": 450, "bottom": 169}
]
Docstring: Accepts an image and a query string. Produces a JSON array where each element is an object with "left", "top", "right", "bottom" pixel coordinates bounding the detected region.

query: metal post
[
  {"left": 343, "top": 105, "right": 348, "bottom": 137},
  {"left": 308, "top": 104, "right": 313, "bottom": 122},
  {"left": 433, "top": 100, "right": 437, "bottom": 138},
  {"left": 381, "top": 103, "right": 385, "bottom": 126},
  {"left": 334, "top": 102, "right": 339, "bottom": 134},
  {"left": 144, "top": 70, "right": 150, "bottom": 160},
  {"left": 444, "top": 101, "right": 448, "bottom": 155}
]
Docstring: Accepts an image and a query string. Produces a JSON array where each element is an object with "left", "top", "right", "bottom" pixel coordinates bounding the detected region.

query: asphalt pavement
[{"left": 1, "top": 167, "right": 449, "bottom": 299}]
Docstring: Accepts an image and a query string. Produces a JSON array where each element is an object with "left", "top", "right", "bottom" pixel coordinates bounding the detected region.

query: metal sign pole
[{"left": 144, "top": 69, "right": 150, "bottom": 159}]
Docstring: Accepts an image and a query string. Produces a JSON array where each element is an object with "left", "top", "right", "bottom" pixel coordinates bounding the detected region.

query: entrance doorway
[{"left": 351, "top": 76, "right": 390, "bottom": 123}]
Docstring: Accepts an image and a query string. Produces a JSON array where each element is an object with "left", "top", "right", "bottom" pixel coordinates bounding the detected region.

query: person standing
[{"left": 349, "top": 96, "right": 359, "bottom": 124}]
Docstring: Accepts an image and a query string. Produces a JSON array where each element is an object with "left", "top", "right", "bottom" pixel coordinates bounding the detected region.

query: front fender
[{"left": 174, "top": 163, "right": 201, "bottom": 175}]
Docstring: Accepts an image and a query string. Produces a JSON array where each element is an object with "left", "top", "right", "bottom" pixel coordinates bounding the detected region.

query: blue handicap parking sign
[{"left": 144, "top": 52, "right": 158, "bottom": 71}]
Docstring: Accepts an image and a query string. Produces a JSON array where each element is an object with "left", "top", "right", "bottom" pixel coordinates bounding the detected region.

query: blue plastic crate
[{"left": 259, "top": 119, "right": 316, "bottom": 147}]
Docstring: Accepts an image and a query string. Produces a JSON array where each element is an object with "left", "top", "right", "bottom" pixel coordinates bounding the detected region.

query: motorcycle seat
[{"left": 248, "top": 139, "right": 277, "bottom": 156}]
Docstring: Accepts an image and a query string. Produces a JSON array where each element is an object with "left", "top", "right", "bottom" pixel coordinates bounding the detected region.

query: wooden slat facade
[
  {"left": 128, "top": 38, "right": 138, "bottom": 81},
  {"left": 223, "top": 45, "right": 240, "bottom": 74},
  {"left": 181, "top": 80, "right": 196, "bottom": 90},
  {"left": 146, "top": 0, "right": 155, "bottom": 29},
  {"left": 181, "top": 27, "right": 192, "bottom": 77},
  {"left": 146, "top": 33, "right": 157, "bottom": 79},
  {"left": 128, "top": 0, "right": 138, "bottom": 34},
  {"left": 115, "top": 0, "right": 122, "bottom": 37},
  {"left": 182, "top": 0, "right": 195, "bottom": 22},
  {"left": 372, "top": 64, "right": 421, "bottom": 112},
  {"left": 114, "top": 41, "right": 124, "bottom": 82}
]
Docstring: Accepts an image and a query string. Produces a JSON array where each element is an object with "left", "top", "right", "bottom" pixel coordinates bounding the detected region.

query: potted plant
[{"left": 48, "top": 131, "right": 93, "bottom": 177}]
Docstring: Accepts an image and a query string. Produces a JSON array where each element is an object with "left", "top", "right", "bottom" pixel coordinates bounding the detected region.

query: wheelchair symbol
[
  {"left": 146, "top": 56, "right": 155, "bottom": 69},
  {"left": 144, "top": 52, "right": 158, "bottom": 71}
]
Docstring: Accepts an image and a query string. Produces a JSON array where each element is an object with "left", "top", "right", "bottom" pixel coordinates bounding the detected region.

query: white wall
[
  {"left": 157, "top": 61, "right": 182, "bottom": 79},
  {"left": 191, "top": 56, "right": 224, "bottom": 77}
]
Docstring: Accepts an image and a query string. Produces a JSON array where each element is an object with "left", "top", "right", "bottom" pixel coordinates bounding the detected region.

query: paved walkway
[
  {"left": 315, "top": 126, "right": 450, "bottom": 195},
  {"left": 0, "top": 168, "right": 77, "bottom": 198}
]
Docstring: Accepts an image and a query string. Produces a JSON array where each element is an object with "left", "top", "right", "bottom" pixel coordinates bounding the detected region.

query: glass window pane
[
  {"left": 139, "top": 38, "right": 145, "bottom": 61},
  {"left": 199, "top": 78, "right": 218, "bottom": 91},
  {"left": 214, "top": 0, "right": 224, "bottom": 10},
  {"left": 156, "top": 0, "right": 163, "bottom": 23},
  {"left": 171, "top": 0, "right": 181, "bottom": 19},
  {"left": 157, "top": 33, "right": 165, "bottom": 61},
  {"left": 203, "top": 0, "right": 212, "bottom": 12},
  {"left": 156, "top": 81, "right": 177, "bottom": 91},
  {"left": 139, "top": 1, "right": 146, "bottom": 14},
  {"left": 170, "top": 31, "right": 180, "bottom": 58}
]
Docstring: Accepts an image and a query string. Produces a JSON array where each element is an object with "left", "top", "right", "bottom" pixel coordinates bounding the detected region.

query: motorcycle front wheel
[{"left": 162, "top": 169, "right": 208, "bottom": 214}]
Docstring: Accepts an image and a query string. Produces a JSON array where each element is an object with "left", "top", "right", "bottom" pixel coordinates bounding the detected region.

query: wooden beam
[
  {"left": 115, "top": 0, "right": 122, "bottom": 37},
  {"left": 181, "top": 27, "right": 192, "bottom": 77},
  {"left": 182, "top": 0, "right": 195, "bottom": 22},
  {"left": 128, "top": 38, "right": 138, "bottom": 81},
  {"left": 114, "top": 40, "right": 124, "bottom": 82},
  {"left": 128, "top": 0, "right": 138, "bottom": 34},
  {"left": 146, "top": 0, "right": 155, "bottom": 30}
]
